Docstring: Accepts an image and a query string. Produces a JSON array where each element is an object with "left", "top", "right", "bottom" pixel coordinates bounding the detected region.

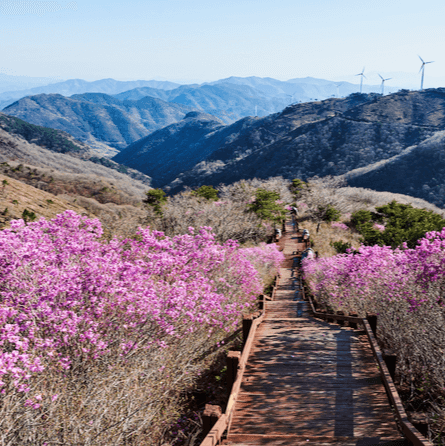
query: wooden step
[{"left": 224, "top": 434, "right": 408, "bottom": 445}]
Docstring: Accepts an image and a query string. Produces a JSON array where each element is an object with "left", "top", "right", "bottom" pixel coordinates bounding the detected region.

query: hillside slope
[
  {"left": 0, "top": 172, "right": 89, "bottom": 228},
  {"left": 115, "top": 91, "right": 443, "bottom": 194},
  {"left": 163, "top": 90, "right": 445, "bottom": 194},
  {"left": 113, "top": 112, "right": 225, "bottom": 187},
  {"left": 345, "top": 130, "right": 445, "bottom": 207},
  {"left": 0, "top": 127, "right": 150, "bottom": 204},
  {"left": 3, "top": 93, "right": 194, "bottom": 155}
]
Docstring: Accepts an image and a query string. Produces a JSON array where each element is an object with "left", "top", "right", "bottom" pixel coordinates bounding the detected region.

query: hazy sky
[{"left": 0, "top": 0, "right": 444, "bottom": 85}]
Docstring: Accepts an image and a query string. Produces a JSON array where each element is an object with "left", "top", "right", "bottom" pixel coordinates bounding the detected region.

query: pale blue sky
[{"left": 0, "top": 0, "right": 444, "bottom": 85}]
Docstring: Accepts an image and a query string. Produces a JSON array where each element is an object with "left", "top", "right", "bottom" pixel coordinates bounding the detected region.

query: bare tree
[{"left": 299, "top": 176, "right": 349, "bottom": 232}]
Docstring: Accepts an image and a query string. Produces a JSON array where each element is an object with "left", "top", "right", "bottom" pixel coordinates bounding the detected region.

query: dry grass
[
  {"left": 0, "top": 173, "right": 146, "bottom": 239},
  {"left": 0, "top": 128, "right": 150, "bottom": 202},
  {"left": 0, "top": 173, "right": 89, "bottom": 226},
  {"left": 60, "top": 195, "right": 146, "bottom": 239},
  {"left": 297, "top": 218, "right": 362, "bottom": 257}
]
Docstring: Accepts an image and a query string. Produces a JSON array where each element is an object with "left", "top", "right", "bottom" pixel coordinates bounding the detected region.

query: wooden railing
[
  {"left": 200, "top": 310, "right": 265, "bottom": 446},
  {"left": 302, "top": 276, "right": 434, "bottom": 446},
  {"left": 199, "top": 245, "right": 433, "bottom": 446}
]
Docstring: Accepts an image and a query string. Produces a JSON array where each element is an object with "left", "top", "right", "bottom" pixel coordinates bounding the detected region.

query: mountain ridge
[{"left": 3, "top": 93, "right": 194, "bottom": 156}]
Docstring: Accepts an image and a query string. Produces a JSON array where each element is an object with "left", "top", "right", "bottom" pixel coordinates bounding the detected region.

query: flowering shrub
[
  {"left": 0, "top": 211, "right": 282, "bottom": 444},
  {"left": 372, "top": 223, "right": 385, "bottom": 232},
  {"left": 239, "top": 243, "right": 284, "bottom": 283},
  {"left": 302, "top": 228, "right": 445, "bottom": 398},
  {"left": 331, "top": 221, "right": 349, "bottom": 231}
]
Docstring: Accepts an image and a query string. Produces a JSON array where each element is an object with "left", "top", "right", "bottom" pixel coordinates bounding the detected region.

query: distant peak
[{"left": 184, "top": 111, "right": 214, "bottom": 120}]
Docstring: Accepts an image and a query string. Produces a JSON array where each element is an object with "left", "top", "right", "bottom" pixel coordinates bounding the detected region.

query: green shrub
[
  {"left": 248, "top": 189, "right": 286, "bottom": 223},
  {"left": 22, "top": 209, "right": 37, "bottom": 224},
  {"left": 144, "top": 188, "right": 168, "bottom": 216},
  {"left": 289, "top": 178, "right": 307, "bottom": 198},
  {"left": 352, "top": 201, "right": 445, "bottom": 248},
  {"left": 322, "top": 205, "right": 341, "bottom": 223},
  {"left": 191, "top": 185, "right": 219, "bottom": 201},
  {"left": 350, "top": 209, "right": 373, "bottom": 227},
  {"left": 331, "top": 240, "right": 352, "bottom": 254}
]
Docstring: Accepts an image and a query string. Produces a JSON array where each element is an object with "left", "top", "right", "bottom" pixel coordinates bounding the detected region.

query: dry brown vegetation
[
  {"left": 0, "top": 127, "right": 150, "bottom": 201},
  {"left": 0, "top": 173, "right": 146, "bottom": 239},
  {"left": 147, "top": 177, "right": 294, "bottom": 244},
  {"left": 0, "top": 173, "right": 89, "bottom": 226}
]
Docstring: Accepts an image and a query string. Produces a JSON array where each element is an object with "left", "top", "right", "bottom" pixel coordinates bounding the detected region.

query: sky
[{"left": 0, "top": 0, "right": 444, "bottom": 87}]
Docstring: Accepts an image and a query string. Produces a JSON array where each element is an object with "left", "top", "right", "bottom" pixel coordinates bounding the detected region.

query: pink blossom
[{"left": 0, "top": 211, "right": 282, "bottom": 400}]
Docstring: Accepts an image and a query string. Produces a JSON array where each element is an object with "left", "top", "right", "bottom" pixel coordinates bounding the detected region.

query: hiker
[
  {"left": 302, "top": 229, "right": 310, "bottom": 240},
  {"left": 274, "top": 228, "right": 282, "bottom": 241},
  {"left": 301, "top": 248, "right": 315, "bottom": 260},
  {"left": 290, "top": 206, "right": 299, "bottom": 233}
]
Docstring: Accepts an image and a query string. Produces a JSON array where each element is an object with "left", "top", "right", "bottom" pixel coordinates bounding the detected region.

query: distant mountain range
[
  {"left": 0, "top": 73, "right": 63, "bottom": 94},
  {"left": 0, "top": 78, "right": 181, "bottom": 110},
  {"left": 3, "top": 93, "right": 194, "bottom": 156},
  {"left": 1, "top": 75, "right": 391, "bottom": 157},
  {"left": 4, "top": 74, "right": 445, "bottom": 208},
  {"left": 0, "top": 76, "right": 385, "bottom": 112},
  {"left": 113, "top": 88, "right": 445, "bottom": 207}
]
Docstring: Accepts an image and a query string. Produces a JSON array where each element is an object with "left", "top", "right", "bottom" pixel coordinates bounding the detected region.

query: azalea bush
[
  {"left": 0, "top": 211, "right": 283, "bottom": 445},
  {"left": 302, "top": 228, "right": 445, "bottom": 400}
]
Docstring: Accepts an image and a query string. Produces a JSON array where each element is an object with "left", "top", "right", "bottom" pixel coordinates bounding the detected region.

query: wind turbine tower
[
  {"left": 336, "top": 83, "right": 342, "bottom": 98},
  {"left": 355, "top": 67, "right": 366, "bottom": 93},
  {"left": 419, "top": 55, "right": 434, "bottom": 90},
  {"left": 378, "top": 74, "right": 391, "bottom": 95}
]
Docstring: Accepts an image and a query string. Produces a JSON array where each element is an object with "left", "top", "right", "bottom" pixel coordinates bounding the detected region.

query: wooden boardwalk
[{"left": 224, "top": 225, "right": 408, "bottom": 446}]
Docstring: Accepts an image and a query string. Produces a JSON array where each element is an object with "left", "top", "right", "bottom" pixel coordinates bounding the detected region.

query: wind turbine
[
  {"left": 355, "top": 67, "right": 366, "bottom": 93},
  {"left": 378, "top": 74, "right": 391, "bottom": 95},
  {"left": 335, "top": 82, "right": 342, "bottom": 98},
  {"left": 419, "top": 55, "right": 434, "bottom": 90}
]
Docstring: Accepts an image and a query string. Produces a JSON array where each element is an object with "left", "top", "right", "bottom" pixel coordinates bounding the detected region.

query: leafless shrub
[
  {"left": 218, "top": 177, "right": 293, "bottom": 204},
  {"left": 337, "top": 186, "right": 445, "bottom": 216},
  {"left": 147, "top": 192, "right": 270, "bottom": 244},
  {"left": 60, "top": 195, "right": 146, "bottom": 239},
  {"left": 147, "top": 178, "right": 293, "bottom": 243},
  {"left": 0, "top": 324, "right": 229, "bottom": 446}
]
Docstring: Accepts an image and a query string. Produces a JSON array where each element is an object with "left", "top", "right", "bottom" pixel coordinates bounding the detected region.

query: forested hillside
[
  {"left": 3, "top": 93, "right": 194, "bottom": 155},
  {"left": 114, "top": 90, "right": 445, "bottom": 204}
]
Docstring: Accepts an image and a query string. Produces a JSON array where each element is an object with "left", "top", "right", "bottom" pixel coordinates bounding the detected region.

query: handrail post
[
  {"left": 202, "top": 404, "right": 222, "bottom": 438},
  {"left": 242, "top": 315, "right": 254, "bottom": 348},
  {"left": 349, "top": 312, "right": 358, "bottom": 329},
  {"left": 258, "top": 294, "right": 265, "bottom": 310},
  {"left": 382, "top": 349, "right": 397, "bottom": 381},
  {"left": 226, "top": 351, "right": 241, "bottom": 393},
  {"left": 366, "top": 313, "right": 378, "bottom": 337},
  {"left": 336, "top": 310, "right": 345, "bottom": 326}
]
